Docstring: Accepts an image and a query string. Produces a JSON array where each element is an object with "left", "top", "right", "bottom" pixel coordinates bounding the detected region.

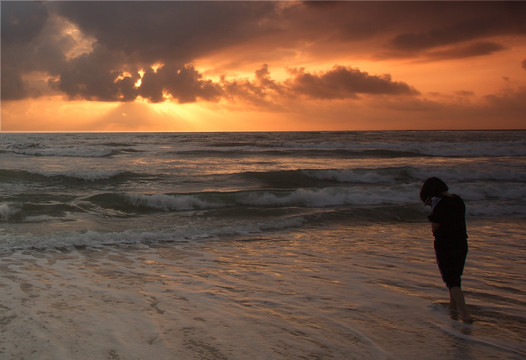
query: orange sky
[{"left": 2, "top": 1, "right": 526, "bottom": 132}]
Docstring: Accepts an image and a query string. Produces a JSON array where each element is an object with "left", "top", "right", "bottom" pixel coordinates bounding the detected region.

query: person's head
[{"left": 420, "top": 177, "right": 448, "bottom": 204}]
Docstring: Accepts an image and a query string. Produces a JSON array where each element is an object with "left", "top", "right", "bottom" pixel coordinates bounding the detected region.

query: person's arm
[{"left": 428, "top": 197, "right": 443, "bottom": 236}]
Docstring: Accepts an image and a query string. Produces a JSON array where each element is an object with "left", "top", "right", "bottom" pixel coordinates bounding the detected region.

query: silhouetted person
[{"left": 420, "top": 177, "right": 473, "bottom": 323}]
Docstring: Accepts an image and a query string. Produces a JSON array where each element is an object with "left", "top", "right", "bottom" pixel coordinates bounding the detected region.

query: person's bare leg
[
  {"left": 449, "top": 287, "right": 473, "bottom": 323},
  {"left": 448, "top": 290, "right": 459, "bottom": 319}
]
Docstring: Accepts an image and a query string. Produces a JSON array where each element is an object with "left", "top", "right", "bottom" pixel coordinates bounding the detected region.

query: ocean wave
[
  {"left": 240, "top": 166, "right": 526, "bottom": 188},
  {"left": 417, "top": 141, "right": 526, "bottom": 158},
  {"left": 277, "top": 139, "right": 526, "bottom": 158},
  {"left": 5, "top": 183, "right": 524, "bottom": 225},
  {"left": 0, "top": 228, "right": 185, "bottom": 251},
  {"left": 0, "top": 135, "right": 146, "bottom": 157},
  {"left": 85, "top": 186, "right": 420, "bottom": 214},
  {"left": 468, "top": 202, "right": 526, "bottom": 218},
  {"left": 6, "top": 147, "right": 116, "bottom": 158},
  {"left": 0, "top": 203, "right": 426, "bottom": 251},
  {"left": 0, "top": 215, "right": 307, "bottom": 251},
  {"left": 168, "top": 139, "right": 526, "bottom": 159},
  {"left": 0, "top": 196, "right": 86, "bottom": 222},
  {"left": 0, "top": 200, "right": 523, "bottom": 252},
  {"left": 241, "top": 167, "right": 416, "bottom": 187},
  {"left": 0, "top": 168, "right": 145, "bottom": 183},
  {"left": 457, "top": 182, "right": 526, "bottom": 202},
  {"left": 173, "top": 148, "right": 425, "bottom": 159},
  {"left": 3, "top": 133, "right": 525, "bottom": 160},
  {"left": 83, "top": 185, "right": 526, "bottom": 219},
  {"left": 86, "top": 192, "right": 225, "bottom": 213},
  {"left": 409, "top": 166, "right": 526, "bottom": 184},
  {"left": 0, "top": 203, "right": 21, "bottom": 221}
]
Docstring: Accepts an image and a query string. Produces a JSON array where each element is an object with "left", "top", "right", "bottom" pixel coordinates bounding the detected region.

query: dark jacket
[{"left": 428, "top": 194, "right": 468, "bottom": 241}]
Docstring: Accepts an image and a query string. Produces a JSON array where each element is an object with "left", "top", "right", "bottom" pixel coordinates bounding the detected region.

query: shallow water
[
  {"left": 1, "top": 131, "right": 525, "bottom": 359},
  {"left": 0, "top": 221, "right": 524, "bottom": 359}
]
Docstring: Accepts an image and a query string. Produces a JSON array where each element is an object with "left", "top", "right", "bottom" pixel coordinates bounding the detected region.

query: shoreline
[{"left": 0, "top": 221, "right": 524, "bottom": 359}]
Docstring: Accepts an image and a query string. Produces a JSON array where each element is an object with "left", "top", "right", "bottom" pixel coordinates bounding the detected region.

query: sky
[{"left": 1, "top": 1, "right": 525, "bottom": 132}]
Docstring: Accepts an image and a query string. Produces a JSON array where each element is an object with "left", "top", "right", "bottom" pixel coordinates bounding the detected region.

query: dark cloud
[
  {"left": 296, "top": 2, "right": 525, "bottom": 60},
  {"left": 47, "top": 45, "right": 223, "bottom": 103},
  {"left": 52, "top": 1, "right": 276, "bottom": 64},
  {"left": 426, "top": 41, "right": 506, "bottom": 60},
  {"left": 388, "top": 2, "right": 525, "bottom": 53},
  {"left": 286, "top": 66, "right": 418, "bottom": 99},
  {"left": 219, "top": 64, "right": 287, "bottom": 108},
  {"left": 1, "top": 1, "right": 50, "bottom": 99},
  {"left": 2, "top": 1, "right": 525, "bottom": 104},
  {"left": 1, "top": 1, "right": 48, "bottom": 45},
  {"left": 218, "top": 65, "right": 418, "bottom": 107},
  {"left": 139, "top": 64, "right": 223, "bottom": 103},
  {"left": 2, "top": 1, "right": 278, "bottom": 101},
  {"left": 48, "top": 45, "right": 135, "bottom": 102},
  {"left": 1, "top": 69, "right": 26, "bottom": 100}
]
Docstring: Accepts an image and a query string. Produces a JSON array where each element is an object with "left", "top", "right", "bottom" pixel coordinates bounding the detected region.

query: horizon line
[{"left": 1, "top": 129, "right": 525, "bottom": 134}]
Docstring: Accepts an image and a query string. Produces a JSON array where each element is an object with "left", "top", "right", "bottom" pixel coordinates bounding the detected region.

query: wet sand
[{"left": 0, "top": 222, "right": 525, "bottom": 360}]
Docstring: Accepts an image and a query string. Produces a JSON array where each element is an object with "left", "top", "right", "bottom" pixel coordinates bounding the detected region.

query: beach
[
  {"left": 0, "top": 221, "right": 525, "bottom": 359},
  {"left": 1, "top": 131, "right": 525, "bottom": 359}
]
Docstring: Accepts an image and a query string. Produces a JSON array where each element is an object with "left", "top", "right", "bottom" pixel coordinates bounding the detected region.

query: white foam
[
  {"left": 0, "top": 215, "right": 306, "bottom": 251},
  {"left": 238, "top": 186, "right": 417, "bottom": 208},
  {"left": 0, "top": 203, "right": 20, "bottom": 221},
  {"left": 125, "top": 193, "right": 219, "bottom": 211}
]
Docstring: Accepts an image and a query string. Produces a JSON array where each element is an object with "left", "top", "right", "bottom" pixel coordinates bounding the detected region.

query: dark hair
[{"left": 420, "top": 177, "right": 448, "bottom": 203}]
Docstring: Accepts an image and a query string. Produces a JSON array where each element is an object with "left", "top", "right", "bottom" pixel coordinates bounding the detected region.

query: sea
[{"left": 0, "top": 130, "right": 525, "bottom": 359}]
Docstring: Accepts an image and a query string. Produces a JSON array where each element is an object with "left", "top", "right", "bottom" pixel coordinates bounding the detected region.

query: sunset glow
[{"left": 2, "top": 1, "right": 525, "bottom": 131}]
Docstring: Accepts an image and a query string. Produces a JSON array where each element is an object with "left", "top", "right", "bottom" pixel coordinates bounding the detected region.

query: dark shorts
[{"left": 434, "top": 238, "right": 468, "bottom": 289}]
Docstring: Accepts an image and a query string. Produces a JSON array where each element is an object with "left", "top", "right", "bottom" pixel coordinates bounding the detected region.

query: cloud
[
  {"left": 1, "top": 1, "right": 50, "bottom": 99},
  {"left": 425, "top": 41, "right": 506, "bottom": 60},
  {"left": 482, "top": 87, "right": 526, "bottom": 121},
  {"left": 139, "top": 64, "right": 223, "bottom": 103},
  {"left": 1, "top": 3, "right": 95, "bottom": 100},
  {"left": 522, "top": 59, "right": 526, "bottom": 70},
  {"left": 2, "top": 1, "right": 525, "bottom": 107},
  {"left": 1, "top": 1, "right": 276, "bottom": 101},
  {"left": 47, "top": 45, "right": 134, "bottom": 102},
  {"left": 48, "top": 51, "right": 223, "bottom": 103},
  {"left": 1, "top": 1, "right": 48, "bottom": 45},
  {"left": 216, "top": 64, "right": 419, "bottom": 110},
  {"left": 285, "top": 66, "right": 419, "bottom": 99},
  {"left": 47, "top": 44, "right": 419, "bottom": 105},
  {"left": 52, "top": 1, "right": 277, "bottom": 64},
  {"left": 388, "top": 2, "right": 525, "bottom": 52}
]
